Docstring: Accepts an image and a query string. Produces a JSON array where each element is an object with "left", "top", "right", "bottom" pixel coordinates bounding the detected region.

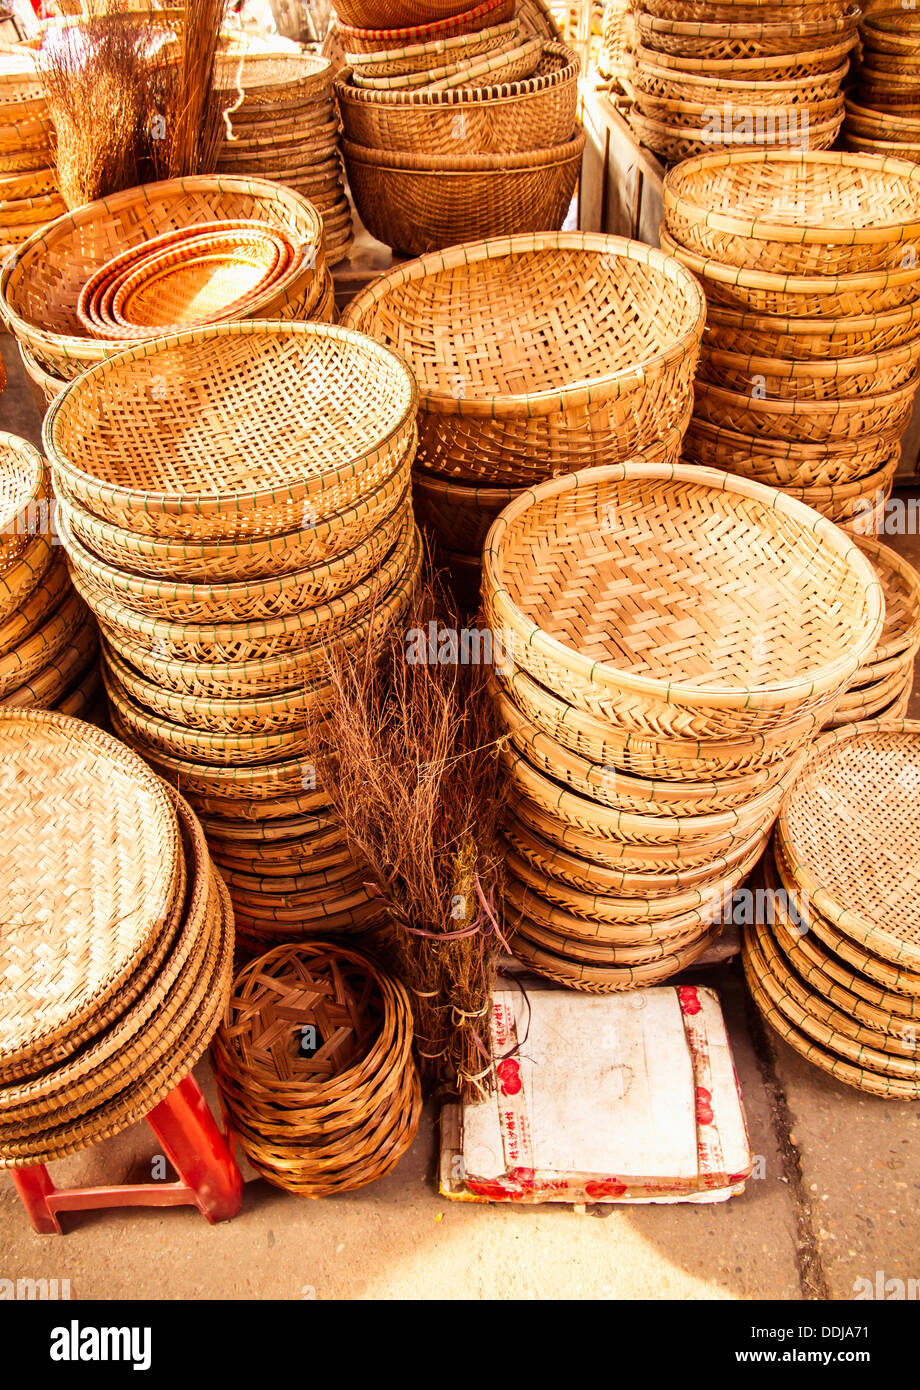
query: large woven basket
[
  {"left": 342, "top": 130, "right": 585, "bottom": 257},
  {"left": 0, "top": 175, "right": 330, "bottom": 382},
  {"left": 482, "top": 462, "right": 883, "bottom": 738},
  {"left": 45, "top": 322, "right": 417, "bottom": 541},
  {"left": 702, "top": 297, "right": 920, "bottom": 360},
  {"left": 692, "top": 378, "right": 917, "bottom": 443},
  {"left": 340, "top": 232, "right": 704, "bottom": 485},
  {"left": 664, "top": 149, "right": 920, "bottom": 276},
  {"left": 336, "top": 0, "right": 515, "bottom": 52},
  {"left": 335, "top": 42, "right": 579, "bottom": 153}
]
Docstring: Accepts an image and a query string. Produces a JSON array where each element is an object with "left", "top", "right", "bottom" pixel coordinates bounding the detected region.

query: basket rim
[
  {"left": 336, "top": 0, "right": 511, "bottom": 42},
  {"left": 637, "top": 5, "right": 857, "bottom": 35},
  {"left": 341, "top": 127, "right": 585, "bottom": 170},
  {"left": 334, "top": 40, "right": 578, "bottom": 105},
  {"left": 635, "top": 33, "right": 857, "bottom": 71},
  {"left": 699, "top": 337, "right": 920, "bottom": 379},
  {"left": 344, "top": 17, "right": 518, "bottom": 66},
  {"left": 339, "top": 230, "right": 706, "bottom": 419},
  {"left": 348, "top": 33, "right": 541, "bottom": 91},
  {"left": 43, "top": 321, "right": 418, "bottom": 517},
  {"left": 693, "top": 375, "right": 918, "bottom": 415},
  {"left": 0, "top": 429, "right": 44, "bottom": 538},
  {"left": 482, "top": 461, "right": 885, "bottom": 708},
  {"left": 664, "top": 149, "right": 920, "bottom": 249}
]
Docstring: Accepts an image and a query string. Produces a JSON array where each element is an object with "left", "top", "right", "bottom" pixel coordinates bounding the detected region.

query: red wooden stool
[{"left": 7, "top": 1075, "right": 243, "bottom": 1234}]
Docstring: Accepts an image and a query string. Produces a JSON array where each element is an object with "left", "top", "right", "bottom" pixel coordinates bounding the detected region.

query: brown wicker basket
[{"left": 337, "top": 0, "right": 515, "bottom": 52}]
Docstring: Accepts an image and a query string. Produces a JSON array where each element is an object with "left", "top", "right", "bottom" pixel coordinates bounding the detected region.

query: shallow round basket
[
  {"left": 213, "top": 53, "right": 334, "bottom": 106},
  {"left": 844, "top": 97, "right": 920, "bottom": 138},
  {"left": 663, "top": 149, "right": 920, "bottom": 276},
  {"left": 0, "top": 430, "right": 45, "bottom": 570},
  {"left": 482, "top": 462, "right": 883, "bottom": 738},
  {"left": 335, "top": 42, "right": 578, "bottom": 153},
  {"left": 342, "top": 130, "right": 585, "bottom": 258},
  {"left": 776, "top": 721, "right": 920, "bottom": 973},
  {"left": 634, "top": 35, "right": 856, "bottom": 79},
  {"left": 337, "top": 0, "right": 514, "bottom": 51},
  {"left": 0, "top": 533, "right": 54, "bottom": 627},
  {"left": 344, "top": 18, "right": 519, "bottom": 77},
  {"left": 683, "top": 418, "right": 900, "bottom": 488},
  {"left": 703, "top": 296, "right": 920, "bottom": 360},
  {"left": 44, "top": 322, "right": 417, "bottom": 541},
  {"left": 660, "top": 224, "right": 920, "bottom": 316},
  {"left": 340, "top": 231, "right": 705, "bottom": 485},
  {"left": 861, "top": 9, "right": 920, "bottom": 55},
  {"left": 855, "top": 535, "right": 920, "bottom": 665},
  {"left": 637, "top": 9, "right": 856, "bottom": 60},
  {"left": 0, "top": 175, "right": 330, "bottom": 382},
  {"left": 630, "top": 56, "right": 849, "bottom": 105},
  {"left": 629, "top": 107, "right": 843, "bottom": 163},
  {"left": 697, "top": 337, "right": 920, "bottom": 401},
  {"left": 349, "top": 33, "right": 540, "bottom": 89},
  {"left": 691, "top": 378, "right": 917, "bottom": 444},
  {"left": 841, "top": 131, "right": 920, "bottom": 165},
  {"left": 413, "top": 472, "right": 514, "bottom": 552}
]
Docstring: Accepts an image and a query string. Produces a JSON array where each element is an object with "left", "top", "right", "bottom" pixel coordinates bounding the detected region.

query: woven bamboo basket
[
  {"left": 482, "top": 462, "right": 883, "bottom": 737},
  {"left": 845, "top": 98, "right": 920, "bottom": 138},
  {"left": 56, "top": 462, "right": 411, "bottom": 584},
  {"left": 0, "top": 430, "right": 44, "bottom": 570},
  {"left": 860, "top": 53, "right": 920, "bottom": 79},
  {"left": 17, "top": 343, "right": 66, "bottom": 409},
  {"left": 212, "top": 941, "right": 420, "bottom": 1196},
  {"left": 842, "top": 132, "right": 920, "bottom": 165},
  {"left": 629, "top": 57, "right": 849, "bottom": 105},
  {"left": 631, "top": 90, "right": 842, "bottom": 129},
  {"left": 0, "top": 175, "right": 331, "bottom": 382},
  {"left": 636, "top": 10, "right": 857, "bottom": 60},
  {"left": 854, "top": 536, "right": 920, "bottom": 665},
  {"left": 413, "top": 472, "right": 515, "bottom": 553},
  {"left": 57, "top": 496, "right": 411, "bottom": 624},
  {"left": 337, "top": 0, "right": 515, "bottom": 51},
  {"left": 861, "top": 9, "right": 920, "bottom": 55},
  {"left": 0, "top": 588, "right": 89, "bottom": 699},
  {"left": 335, "top": 43, "right": 579, "bottom": 153},
  {"left": 0, "top": 612, "right": 98, "bottom": 711},
  {"left": 344, "top": 19, "right": 520, "bottom": 77},
  {"left": 349, "top": 34, "right": 541, "bottom": 90},
  {"left": 663, "top": 149, "right": 920, "bottom": 276},
  {"left": 696, "top": 338, "right": 920, "bottom": 401},
  {"left": 660, "top": 225, "right": 920, "bottom": 316},
  {"left": 682, "top": 418, "right": 901, "bottom": 487},
  {"left": 644, "top": 0, "right": 850, "bottom": 20},
  {"left": 340, "top": 232, "right": 705, "bottom": 485},
  {"left": 45, "top": 323, "right": 417, "bottom": 541},
  {"left": 0, "top": 552, "right": 71, "bottom": 656},
  {"left": 826, "top": 668, "right": 910, "bottom": 723},
  {"left": 508, "top": 917, "right": 718, "bottom": 992},
  {"left": 634, "top": 36, "right": 856, "bottom": 79},
  {"left": 75, "top": 514, "right": 419, "bottom": 665},
  {"left": 703, "top": 297, "right": 920, "bottom": 360},
  {"left": 0, "top": 534, "right": 54, "bottom": 627},
  {"left": 691, "top": 378, "right": 917, "bottom": 443},
  {"left": 342, "top": 130, "right": 585, "bottom": 257},
  {"left": 629, "top": 108, "right": 843, "bottom": 163}
]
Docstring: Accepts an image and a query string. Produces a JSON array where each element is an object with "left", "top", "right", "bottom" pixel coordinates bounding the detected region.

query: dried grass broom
[{"left": 309, "top": 571, "right": 509, "bottom": 1100}]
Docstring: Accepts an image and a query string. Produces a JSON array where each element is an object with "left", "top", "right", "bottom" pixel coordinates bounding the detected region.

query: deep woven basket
[
  {"left": 482, "top": 462, "right": 883, "bottom": 738},
  {"left": 342, "top": 130, "right": 585, "bottom": 257},
  {"left": 340, "top": 232, "right": 705, "bottom": 485},
  {"left": 0, "top": 430, "right": 45, "bottom": 570}
]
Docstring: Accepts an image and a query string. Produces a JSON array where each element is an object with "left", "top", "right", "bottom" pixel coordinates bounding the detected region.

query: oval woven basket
[
  {"left": 340, "top": 231, "right": 705, "bottom": 484},
  {"left": 342, "top": 129, "right": 585, "bottom": 257},
  {"left": 482, "top": 462, "right": 883, "bottom": 736},
  {"left": 691, "top": 378, "right": 917, "bottom": 443},
  {"left": 629, "top": 107, "right": 843, "bottom": 163},
  {"left": 0, "top": 175, "right": 331, "bottom": 382},
  {"left": 335, "top": 42, "right": 578, "bottom": 153},
  {"left": 702, "top": 297, "right": 920, "bottom": 360},
  {"left": 696, "top": 337, "right": 920, "bottom": 401},
  {"left": 660, "top": 224, "right": 920, "bottom": 316},
  {"left": 664, "top": 149, "right": 920, "bottom": 275},
  {"left": 0, "top": 429, "right": 45, "bottom": 570},
  {"left": 44, "top": 322, "right": 417, "bottom": 541},
  {"left": 336, "top": 0, "right": 515, "bottom": 51}
]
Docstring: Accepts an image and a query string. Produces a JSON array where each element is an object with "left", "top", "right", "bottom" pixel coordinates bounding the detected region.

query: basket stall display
[
  {"left": 481, "top": 462, "right": 883, "bottom": 991},
  {"left": 46, "top": 320, "right": 424, "bottom": 957},
  {"left": 667, "top": 149, "right": 920, "bottom": 536},
  {"left": 341, "top": 230, "right": 705, "bottom": 600}
]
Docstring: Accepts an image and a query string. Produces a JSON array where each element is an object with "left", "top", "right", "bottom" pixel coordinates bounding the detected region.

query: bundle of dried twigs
[{"left": 310, "top": 572, "right": 508, "bottom": 1099}]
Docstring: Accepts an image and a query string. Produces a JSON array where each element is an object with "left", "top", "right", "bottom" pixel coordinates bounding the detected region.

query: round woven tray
[
  {"left": 683, "top": 416, "right": 903, "bottom": 487},
  {"left": 509, "top": 917, "right": 718, "bottom": 992},
  {"left": 0, "top": 532, "right": 54, "bottom": 626},
  {"left": 335, "top": 0, "right": 514, "bottom": 51},
  {"left": 664, "top": 148, "right": 920, "bottom": 276},
  {"left": 483, "top": 461, "right": 882, "bottom": 738},
  {"left": 776, "top": 721, "right": 920, "bottom": 972},
  {"left": 44, "top": 322, "right": 417, "bottom": 541},
  {"left": 340, "top": 231, "right": 705, "bottom": 484},
  {"left": 0, "top": 586, "right": 89, "bottom": 699},
  {"left": 0, "top": 709, "right": 183, "bottom": 1082},
  {"left": 630, "top": 55, "right": 848, "bottom": 105},
  {"left": 697, "top": 336, "right": 920, "bottom": 401},
  {"left": 691, "top": 377, "right": 917, "bottom": 444}
]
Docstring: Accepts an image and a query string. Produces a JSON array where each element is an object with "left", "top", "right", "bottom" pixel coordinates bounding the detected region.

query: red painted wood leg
[
  {"left": 9, "top": 1164, "right": 63, "bottom": 1235},
  {"left": 145, "top": 1074, "right": 243, "bottom": 1224}
]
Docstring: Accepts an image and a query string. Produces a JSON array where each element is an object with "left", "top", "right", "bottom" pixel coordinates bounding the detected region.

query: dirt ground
[{"left": 1, "top": 335, "right": 918, "bottom": 1301}]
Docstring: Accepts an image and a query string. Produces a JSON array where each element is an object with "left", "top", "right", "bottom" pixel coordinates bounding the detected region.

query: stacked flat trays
[
  {"left": 746, "top": 721, "right": 920, "bottom": 1098},
  {"left": 0, "top": 711, "right": 233, "bottom": 1165},
  {"left": 0, "top": 49, "right": 64, "bottom": 260},
  {"left": 46, "top": 321, "right": 423, "bottom": 955},
  {"left": 667, "top": 150, "right": 920, "bottom": 536},
  {"left": 482, "top": 463, "right": 883, "bottom": 991},
  {"left": 844, "top": 9, "right": 920, "bottom": 164}
]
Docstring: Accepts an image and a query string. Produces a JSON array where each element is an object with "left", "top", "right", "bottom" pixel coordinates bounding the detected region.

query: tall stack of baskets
[
  {"left": 481, "top": 463, "right": 884, "bottom": 991},
  {"left": 668, "top": 150, "right": 920, "bottom": 538},
  {"left": 0, "top": 433, "right": 98, "bottom": 722},
  {"left": 845, "top": 8, "right": 920, "bottom": 164},
  {"left": 0, "top": 48, "right": 64, "bottom": 259},
  {"left": 625, "top": 0, "right": 857, "bottom": 163},
  {"left": 0, "top": 176, "right": 336, "bottom": 408},
  {"left": 214, "top": 55, "right": 354, "bottom": 265},
  {"left": 341, "top": 230, "right": 705, "bottom": 605},
  {"left": 333, "top": 1, "right": 583, "bottom": 255},
  {"left": 46, "top": 322, "right": 423, "bottom": 959}
]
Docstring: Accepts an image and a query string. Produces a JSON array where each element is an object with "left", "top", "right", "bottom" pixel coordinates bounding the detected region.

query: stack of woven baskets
[
  {"left": 212, "top": 941, "right": 421, "bottom": 1195},
  {"left": 334, "top": 1, "right": 583, "bottom": 256},
  {"left": 341, "top": 231, "right": 704, "bottom": 604},
  {"left": 845, "top": 8, "right": 920, "bottom": 164},
  {"left": 746, "top": 720, "right": 920, "bottom": 1099},
  {"left": 214, "top": 55, "right": 353, "bottom": 265},
  {"left": 0, "top": 710, "right": 233, "bottom": 1167},
  {"left": 625, "top": 0, "right": 857, "bottom": 163},
  {"left": 668, "top": 150, "right": 920, "bottom": 536},
  {"left": 0, "top": 48, "right": 63, "bottom": 259},
  {"left": 46, "top": 322, "right": 422, "bottom": 956},
  {"left": 481, "top": 463, "right": 883, "bottom": 992},
  {"left": 0, "top": 175, "right": 335, "bottom": 409},
  {"left": 0, "top": 432, "right": 99, "bottom": 722}
]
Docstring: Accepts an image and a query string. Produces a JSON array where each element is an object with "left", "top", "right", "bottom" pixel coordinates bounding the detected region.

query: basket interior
[
  {"left": 6, "top": 185, "right": 320, "bottom": 335},
  {"left": 349, "top": 246, "right": 699, "bottom": 399},
  {"left": 492, "top": 475, "right": 875, "bottom": 690},
  {"left": 50, "top": 329, "right": 414, "bottom": 496}
]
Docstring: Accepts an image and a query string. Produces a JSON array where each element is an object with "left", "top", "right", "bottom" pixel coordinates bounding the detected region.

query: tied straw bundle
[{"left": 310, "top": 572, "right": 509, "bottom": 1099}]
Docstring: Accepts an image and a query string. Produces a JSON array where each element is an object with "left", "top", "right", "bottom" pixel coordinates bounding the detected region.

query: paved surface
[{"left": 1, "top": 335, "right": 918, "bottom": 1301}]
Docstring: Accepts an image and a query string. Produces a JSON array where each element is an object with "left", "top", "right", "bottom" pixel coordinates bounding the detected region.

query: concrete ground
[{"left": 1, "top": 334, "right": 919, "bottom": 1301}]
